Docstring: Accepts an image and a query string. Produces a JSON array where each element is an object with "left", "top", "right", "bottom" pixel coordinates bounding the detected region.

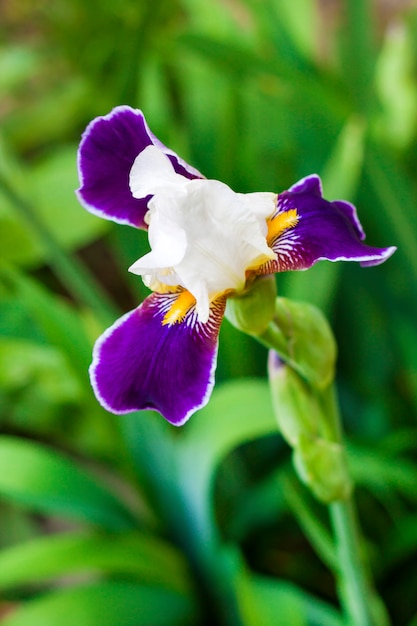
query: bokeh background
[{"left": 0, "top": 1, "right": 416, "bottom": 624}]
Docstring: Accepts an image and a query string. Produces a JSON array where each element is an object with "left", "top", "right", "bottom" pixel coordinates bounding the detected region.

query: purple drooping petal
[
  {"left": 90, "top": 292, "right": 225, "bottom": 426},
  {"left": 289, "top": 175, "right": 364, "bottom": 238},
  {"left": 289, "top": 174, "right": 323, "bottom": 197},
  {"left": 77, "top": 106, "right": 203, "bottom": 229},
  {"left": 264, "top": 178, "right": 396, "bottom": 272}
]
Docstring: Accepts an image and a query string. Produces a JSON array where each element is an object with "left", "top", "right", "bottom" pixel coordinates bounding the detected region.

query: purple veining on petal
[
  {"left": 90, "top": 292, "right": 226, "bottom": 426},
  {"left": 263, "top": 188, "right": 396, "bottom": 273},
  {"left": 77, "top": 106, "right": 203, "bottom": 229}
]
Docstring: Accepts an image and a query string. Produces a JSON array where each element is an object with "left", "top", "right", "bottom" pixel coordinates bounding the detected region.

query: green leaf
[
  {"left": 0, "top": 174, "right": 117, "bottom": 324},
  {"left": 249, "top": 0, "right": 315, "bottom": 74},
  {"left": 0, "top": 264, "right": 124, "bottom": 457},
  {"left": 179, "top": 379, "right": 275, "bottom": 497},
  {"left": 348, "top": 444, "right": 417, "bottom": 502},
  {"left": 281, "top": 262, "right": 340, "bottom": 316},
  {"left": 281, "top": 473, "right": 337, "bottom": 570},
  {"left": 0, "top": 338, "right": 84, "bottom": 435},
  {"left": 0, "top": 531, "right": 190, "bottom": 594},
  {"left": 337, "top": 0, "right": 377, "bottom": 115},
  {"left": 365, "top": 147, "right": 417, "bottom": 287},
  {"left": 5, "top": 78, "right": 92, "bottom": 152},
  {"left": 0, "top": 146, "right": 108, "bottom": 268},
  {"left": 382, "top": 513, "right": 417, "bottom": 572},
  {"left": 252, "top": 574, "right": 343, "bottom": 626},
  {"left": 0, "top": 45, "right": 41, "bottom": 92},
  {"left": 284, "top": 116, "right": 366, "bottom": 313},
  {"left": 408, "top": 616, "right": 417, "bottom": 626},
  {"left": 179, "top": 33, "right": 267, "bottom": 80},
  {"left": 320, "top": 116, "right": 366, "bottom": 201},
  {"left": 177, "top": 380, "right": 276, "bottom": 542},
  {"left": 1, "top": 581, "right": 195, "bottom": 626},
  {"left": 30, "top": 146, "right": 108, "bottom": 250},
  {"left": 218, "top": 319, "right": 267, "bottom": 380},
  {"left": 0, "top": 436, "right": 137, "bottom": 530},
  {"left": 224, "top": 465, "right": 288, "bottom": 542},
  {"left": 375, "top": 22, "right": 417, "bottom": 148},
  {"left": 0, "top": 264, "right": 92, "bottom": 378},
  {"left": 0, "top": 338, "right": 82, "bottom": 401}
]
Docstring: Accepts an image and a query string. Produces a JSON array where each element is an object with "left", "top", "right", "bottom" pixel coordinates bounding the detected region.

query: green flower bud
[
  {"left": 268, "top": 354, "right": 352, "bottom": 502},
  {"left": 268, "top": 351, "right": 323, "bottom": 446},
  {"left": 225, "top": 275, "right": 277, "bottom": 336},
  {"left": 261, "top": 297, "right": 337, "bottom": 389},
  {"left": 293, "top": 433, "right": 352, "bottom": 502}
]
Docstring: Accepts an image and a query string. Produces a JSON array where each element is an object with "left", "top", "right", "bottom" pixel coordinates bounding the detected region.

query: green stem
[
  {"left": 262, "top": 326, "right": 388, "bottom": 626},
  {"left": 0, "top": 172, "right": 118, "bottom": 326},
  {"left": 281, "top": 472, "right": 337, "bottom": 571},
  {"left": 322, "top": 385, "right": 390, "bottom": 626},
  {"left": 330, "top": 499, "right": 377, "bottom": 626},
  {"left": 257, "top": 321, "right": 294, "bottom": 366}
]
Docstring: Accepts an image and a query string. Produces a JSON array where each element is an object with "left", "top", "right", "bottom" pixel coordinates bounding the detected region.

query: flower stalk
[
  {"left": 324, "top": 386, "right": 391, "bottom": 626},
  {"left": 261, "top": 299, "right": 389, "bottom": 626}
]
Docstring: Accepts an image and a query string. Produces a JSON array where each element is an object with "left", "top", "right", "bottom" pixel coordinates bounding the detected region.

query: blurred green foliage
[{"left": 0, "top": 0, "right": 416, "bottom": 624}]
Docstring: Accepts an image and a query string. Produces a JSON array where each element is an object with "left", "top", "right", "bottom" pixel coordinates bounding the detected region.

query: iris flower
[{"left": 77, "top": 106, "right": 395, "bottom": 425}]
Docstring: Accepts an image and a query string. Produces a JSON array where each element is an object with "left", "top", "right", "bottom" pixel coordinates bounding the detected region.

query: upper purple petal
[
  {"left": 90, "top": 292, "right": 225, "bottom": 426},
  {"left": 289, "top": 174, "right": 323, "bottom": 197},
  {"left": 266, "top": 176, "right": 396, "bottom": 272},
  {"left": 77, "top": 106, "right": 203, "bottom": 229}
]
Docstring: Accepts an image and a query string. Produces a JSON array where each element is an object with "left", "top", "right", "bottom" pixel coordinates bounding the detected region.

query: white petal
[
  {"left": 129, "top": 165, "right": 277, "bottom": 321},
  {"left": 129, "top": 219, "right": 187, "bottom": 276},
  {"left": 129, "top": 145, "right": 189, "bottom": 199},
  {"left": 237, "top": 191, "right": 278, "bottom": 223}
]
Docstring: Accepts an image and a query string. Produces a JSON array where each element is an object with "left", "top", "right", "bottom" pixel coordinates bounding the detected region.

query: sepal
[
  {"left": 261, "top": 297, "right": 336, "bottom": 389},
  {"left": 225, "top": 276, "right": 277, "bottom": 336}
]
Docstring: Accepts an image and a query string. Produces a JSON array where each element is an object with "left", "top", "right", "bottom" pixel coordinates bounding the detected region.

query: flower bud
[
  {"left": 267, "top": 351, "right": 323, "bottom": 445},
  {"left": 294, "top": 433, "right": 352, "bottom": 502},
  {"left": 263, "top": 297, "right": 337, "bottom": 389},
  {"left": 268, "top": 353, "right": 352, "bottom": 502},
  {"left": 225, "top": 275, "right": 277, "bottom": 335}
]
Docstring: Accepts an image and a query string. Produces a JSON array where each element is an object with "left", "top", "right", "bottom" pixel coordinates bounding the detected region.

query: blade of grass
[{"left": 0, "top": 172, "right": 117, "bottom": 326}]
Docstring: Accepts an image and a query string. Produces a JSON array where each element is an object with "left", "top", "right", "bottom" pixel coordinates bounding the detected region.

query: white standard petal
[
  {"left": 129, "top": 207, "right": 187, "bottom": 271},
  {"left": 129, "top": 145, "right": 189, "bottom": 199},
  {"left": 129, "top": 152, "right": 277, "bottom": 322}
]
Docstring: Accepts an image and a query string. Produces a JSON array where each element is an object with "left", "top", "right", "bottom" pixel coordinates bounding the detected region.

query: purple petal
[
  {"left": 90, "top": 292, "right": 225, "bottom": 426},
  {"left": 77, "top": 106, "right": 203, "bottom": 229},
  {"left": 331, "top": 200, "right": 365, "bottom": 240},
  {"left": 266, "top": 183, "right": 396, "bottom": 272},
  {"left": 289, "top": 174, "right": 322, "bottom": 197}
]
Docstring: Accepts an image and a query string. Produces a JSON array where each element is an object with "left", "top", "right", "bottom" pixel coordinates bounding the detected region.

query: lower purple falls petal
[
  {"left": 90, "top": 293, "right": 226, "bottom": 426},
  {"left": 268, "top": 189, "right": 396, "bottom": 272}
]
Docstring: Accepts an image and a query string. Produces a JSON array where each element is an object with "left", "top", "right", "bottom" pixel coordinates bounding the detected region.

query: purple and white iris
[{"left": 77, "top": 106, "right": 395, "bottom": 425}]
